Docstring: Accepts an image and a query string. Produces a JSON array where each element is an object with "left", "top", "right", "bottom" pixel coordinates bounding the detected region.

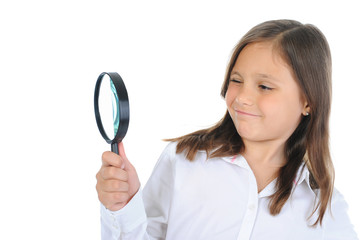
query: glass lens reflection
[
  {"left": 98, "top": 75, "right": 118, "bottom": 140},
  {"left": 110, "top": 79, "right": 119, "bottom": 136}
]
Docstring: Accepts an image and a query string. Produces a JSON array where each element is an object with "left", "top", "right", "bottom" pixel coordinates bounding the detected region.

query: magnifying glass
[{"left": 94, "top": 72, "right": 129, "bottom": 154}]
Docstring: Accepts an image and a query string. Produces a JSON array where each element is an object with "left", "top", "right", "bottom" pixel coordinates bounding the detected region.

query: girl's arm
[{"left": 99, "top": 142, "right": 176, "bottom": 239}]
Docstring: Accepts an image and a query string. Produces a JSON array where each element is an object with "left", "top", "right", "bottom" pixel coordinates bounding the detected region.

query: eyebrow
[
  {"left": 255, "top": 73, "right": 279, "bottom": 82},
  {"left": 230, "top": 71, "right": 279, "bottom": 82},
  {"left": 230, "top": 71, "right": 243, "bottom": 78}
]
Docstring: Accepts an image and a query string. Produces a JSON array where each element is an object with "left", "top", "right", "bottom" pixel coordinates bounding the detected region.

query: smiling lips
[{"left": 235, "top": 109, "right": 261, "bottom": 117}]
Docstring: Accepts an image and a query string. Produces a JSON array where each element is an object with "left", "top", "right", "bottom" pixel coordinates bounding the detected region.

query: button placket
[
  {"left": 109, "top": 212, "right": 121, "bottom": 239},
  {"left": 237, "top": 167, "right": 259, "bottom": 240}
]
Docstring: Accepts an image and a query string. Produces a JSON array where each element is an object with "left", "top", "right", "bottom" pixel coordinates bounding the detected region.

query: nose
[{"left": 235, "top": 85, "right": 254, "bottom": 106}]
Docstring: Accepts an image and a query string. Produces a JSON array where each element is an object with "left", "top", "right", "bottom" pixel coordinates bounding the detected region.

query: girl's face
[{"left": 226, "top": 41, "right": 308, "bottom": 145}]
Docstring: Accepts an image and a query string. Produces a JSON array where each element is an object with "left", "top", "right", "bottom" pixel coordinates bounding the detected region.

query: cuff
[{"left": 101, "top": 188, "right": 147, "bottom": 235}]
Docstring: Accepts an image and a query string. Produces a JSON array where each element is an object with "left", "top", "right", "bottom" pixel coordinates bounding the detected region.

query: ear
[{"left": 303, "top": 102, "right": 310, "bottom": 116}]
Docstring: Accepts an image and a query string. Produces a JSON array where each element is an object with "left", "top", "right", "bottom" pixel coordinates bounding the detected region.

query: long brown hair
[{"left": 167, "top": 19, "right": 334, "bottom": 226}]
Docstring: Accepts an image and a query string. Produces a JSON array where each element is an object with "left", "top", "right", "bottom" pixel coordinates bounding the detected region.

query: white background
[{"left": 0, "top": 0, "right": 360, "bottom": 239}]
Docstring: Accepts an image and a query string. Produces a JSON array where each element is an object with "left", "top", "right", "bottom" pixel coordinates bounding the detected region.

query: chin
[{"left": 236, "top": 129, "right": 268, "bottom": 143}]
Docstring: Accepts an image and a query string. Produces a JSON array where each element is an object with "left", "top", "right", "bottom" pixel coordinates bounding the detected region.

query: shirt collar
[
  {"left": 220, "top": 154, "right": 250, "bottom": 170},
  {"left": 220, "top": 155, "right": 313, "bottom": 197},
  {"left": 294, "top": 162, "right": 310, "bottom": 186}
]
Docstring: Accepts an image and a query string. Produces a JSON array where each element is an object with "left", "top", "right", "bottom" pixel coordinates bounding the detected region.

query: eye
[
  {"left": 259, "top": 84, "right": 273, "bottom": 91},
  {"left": 230, "top": 79, "right": 243, "bottom": 84}
]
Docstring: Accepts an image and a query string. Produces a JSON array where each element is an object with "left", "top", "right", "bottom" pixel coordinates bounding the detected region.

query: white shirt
[{"left": 100, "top": 142, "right": 358, "bottom": 240}]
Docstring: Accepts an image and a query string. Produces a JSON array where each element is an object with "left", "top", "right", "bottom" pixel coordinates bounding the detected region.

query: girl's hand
[{"left": 96, "top": 142, "right": 140, "bottom": 211}]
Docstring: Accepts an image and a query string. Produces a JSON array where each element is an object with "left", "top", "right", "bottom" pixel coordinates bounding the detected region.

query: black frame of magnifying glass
[{"left": 94, "top": 72, "right": 129, "bottom": 154}]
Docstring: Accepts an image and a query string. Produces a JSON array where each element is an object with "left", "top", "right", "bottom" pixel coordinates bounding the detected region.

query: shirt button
[{"left": 248, "top": 204, "right": 256, "bottom": 211}]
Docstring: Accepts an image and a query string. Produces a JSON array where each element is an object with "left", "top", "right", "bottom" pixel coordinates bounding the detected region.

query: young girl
[{"left": 96, "top": 19, "right": 358, "bottom": 239}]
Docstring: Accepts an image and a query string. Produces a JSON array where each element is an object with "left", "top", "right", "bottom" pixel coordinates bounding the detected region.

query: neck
[{"left": 242, "top": 138, "right": 287, "bottom": 168}]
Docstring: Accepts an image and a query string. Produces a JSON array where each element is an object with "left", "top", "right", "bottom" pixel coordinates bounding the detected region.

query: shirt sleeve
[
  {"left": 100, "top": 189, "right": 148, "bottom": 240},
  {"left": 323, "top": 189, "right": 359, "bottom": 240},
  {"left": 100, "top": 142, "right": 177, "bottom": 240},
  {"left": 142, "top": 142, "right": 176, "bottom": 238}
]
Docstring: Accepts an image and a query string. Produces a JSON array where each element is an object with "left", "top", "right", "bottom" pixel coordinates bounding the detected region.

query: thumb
[
  {"left": 118, "top": 141, "right": 141, "bottom": 199},
  {"left": 118, "top": 141, "right": 131, "bottom": 170}
]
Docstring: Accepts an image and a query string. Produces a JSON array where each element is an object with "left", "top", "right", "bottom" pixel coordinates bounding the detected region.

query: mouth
[{"left": 235, "top": 109, "right": 260, "bottom": 117}]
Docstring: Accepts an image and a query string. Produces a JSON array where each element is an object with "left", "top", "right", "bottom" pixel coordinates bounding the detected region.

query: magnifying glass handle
[{"left": 111, "top": 142, "right": 119, "bottom": 155}]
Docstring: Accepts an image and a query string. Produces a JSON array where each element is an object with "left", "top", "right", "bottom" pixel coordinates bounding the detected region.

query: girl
[{"left": 96, "top": 19, "right": 358, "bottom": 239}]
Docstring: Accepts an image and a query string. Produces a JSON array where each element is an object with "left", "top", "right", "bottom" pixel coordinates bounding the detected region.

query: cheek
[
  {"left": 283, "top": 94, "right": 304, "bottom": 116},
  {"left": 265, "top": 94, "right": 303, "bottom": 125},
  {"left": 225, "top": 93, "right": 232, "bottom": 109},
  {"left": 258, "top": 96, "right": 278, "bottom": 115},
  {"left": 225, "top": 87, "right": 236, "bottom": 109}
]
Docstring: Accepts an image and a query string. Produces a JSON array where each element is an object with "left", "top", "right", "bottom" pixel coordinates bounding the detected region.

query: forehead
[{"left": 232, "top": 41, "right": 295, "bottom": 82}]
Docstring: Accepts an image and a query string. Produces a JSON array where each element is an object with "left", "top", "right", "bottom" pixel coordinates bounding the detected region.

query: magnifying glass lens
[
  {"left": 98, "top": 75, "right": 118, "bottom": 140},
  {"left": 110, "top": 80, "right": 120, "bottom": 136}
]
